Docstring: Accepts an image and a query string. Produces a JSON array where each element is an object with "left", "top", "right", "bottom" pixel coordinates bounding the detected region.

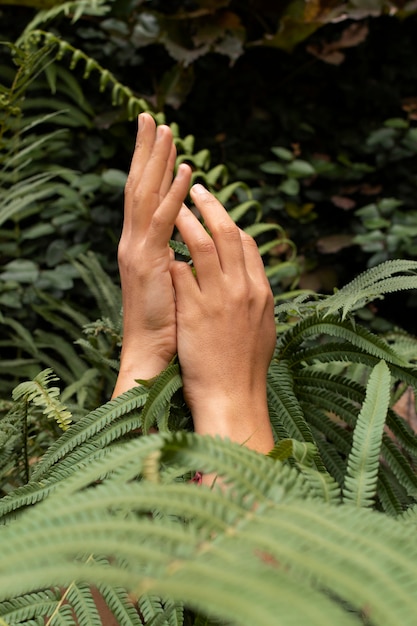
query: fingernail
[
  {"left": 176, "top": 164, "right": 186, "bottom": 178},
  {"left": 191, "top": 183, "right": 207, "bottom": 194}
]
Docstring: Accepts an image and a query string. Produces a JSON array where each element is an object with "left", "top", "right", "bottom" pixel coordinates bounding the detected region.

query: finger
[
  {"left": 160, "top": 143, "right": 177, "bottom": 200},
  {"left": 123, "top": 113, "right": 158, "bottom": 238},
  {"left": 174, "top": 204, "right": 222, "bottom": 289},
  {"left": 129, "top": 124, "right": 176, "bottom": 232},
  {"left": 239, "top": 230, "right": 270, "bottom": 286},
  {"left": 125, "top": 112, "right": 157, "bottom": 200},
  {"left": 146, "top": 164, "right": 192, "bottom": 248},
  {"left": 189, "top": 184, "right": 246, "bottom": 277},
  {"left": 170, "top": 259, "right": 200, "bottom": 303}
]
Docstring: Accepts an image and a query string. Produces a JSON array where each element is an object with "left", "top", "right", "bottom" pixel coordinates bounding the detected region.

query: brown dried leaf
[
  {"left": 307, "top": 22, "right": 369, "bottom": 64},
  {"left": 331, "top": 195, "right": 357, "bottom": 210},
  {"left": 316, "top": 234, "right": 355, "bottom": 254}
]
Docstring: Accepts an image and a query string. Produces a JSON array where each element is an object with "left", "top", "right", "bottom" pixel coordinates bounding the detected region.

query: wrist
[
  {"left": 112, "top": 352, "right": 172, "bottom": 398},
  {"left": 190, "top": 389, "right": 274, "bottom": 454}
]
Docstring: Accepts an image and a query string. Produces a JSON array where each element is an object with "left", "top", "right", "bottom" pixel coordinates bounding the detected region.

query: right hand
[{"left": 170, "top": 184, "right": 276, "bottom": 452}]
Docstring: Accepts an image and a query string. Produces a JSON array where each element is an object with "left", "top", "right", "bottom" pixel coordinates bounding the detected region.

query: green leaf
[
  {"left": 279, "top": 178, "right": 300, "bottom": 196},
  {"left": 102, "top": 168, "right": 127, "bottom": 188},
  {"left": 259, "top": 161, "right": 286, "bottom": 175},
  {"left": 343, "top": 360, "right": 391, "bottom": 508},
  {"left": 0, "top": 259, "right": 39, "bottom": 283},
  {"left": 270, "top": 146, "right": 293, "bottom": 161},
  {"left": 286, "top": 159, "right": 315, "bottom": 178}
]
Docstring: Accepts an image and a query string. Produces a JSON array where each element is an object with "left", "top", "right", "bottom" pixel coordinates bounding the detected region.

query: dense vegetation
[{"left": 2, "top": 1, "right": 417, "bottom": 624}]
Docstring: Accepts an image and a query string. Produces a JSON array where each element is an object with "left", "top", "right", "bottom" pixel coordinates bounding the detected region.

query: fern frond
[
  {"left": 280, "top": 314, "right": 409, "bottom": 368},
  {"left": 138, "top": 595, "right": 183, "bottom": 626},
  {"left": 342, "top": 360, "right": 391, "bottom": 507},
  {"left": 268, "top": 438, "right": 339, "bottom": 501},
  {"left": 94, "top": 556, "right": 144, "bottom": 626},
  {"left": 310, "top": 427, "right": 347, "bottom": 486},
  {"left": 377, "top": 470, "right": 410, "bottom": 516},
  {"left": 31, "top": 385, "right": 148, "bottom": 481},
  {"left": 268, "top": 438, "right": 316, "bottom": 464},
  {"left": 385, "top": 406, "right": 417, "bottom": 459},
  {"left": 299, "top": 382, "right": 417, "bottom": 503},
  {"left": 30, "top": 433, "right": 309, "bottom": 513},
  {"left": 12, "top": 368, "right": 72, "bottom": 431},
  {"left": 47, "top": 602, "right": 74, "bottom": 625},
  {"left": 317, "top": 260, "right": 417, "bottom": 318},
  {"left": 169, "top": 239, "right": 190, "bottom": 260},
  {"left": 384, "top": 329, "right": 417, "bottom": 364},
  {"left": 141, "top": 364, "right": 183, "bottom": 434},
  {"left": 65, "top": 582, "right": 102, "bottom": 626},
  {"left": 306, "top": 405, "right": 352, "bottom": 456},
  {"left": 23, "top": 30, "right": 150, "bottom": 120},
  {"left": 397, "top": 503, "right": 417, "bottom": 524},
  {"left": 267, "top": 360, "right": 318, "bottom": 449},
  {"left": 380, "top": 435, "right": 417, "bottom": 499},
  {"left": 2, "top": 477, "right": 417, "bottom": 626},
  {"left": 18, "top": 0, "right": 110, "bottom": 42},
  {"left": 274, "top": 291, "right": 323, "bottom": 322},
  {"left": 0, "top": 588, "right": 60, "bottom": 623},
  {"left": 291, "top": 341, "right": 417, "bottom": 398},
  {"left": 297, "top": 465, "right": 341, "bottom": 503}
]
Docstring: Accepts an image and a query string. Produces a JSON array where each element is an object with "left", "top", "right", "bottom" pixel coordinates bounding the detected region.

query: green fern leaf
[
  {"left": 141, "top": 364, "right": 183, "bottom": 435},
  {"left": 65, "top": 582, "right": 102, "bottom": 626},
  {"left": 343, "top": 360, "right": 391, "bottom": 507},
  {"left": 281, "top": 314, "right": 409, "bottom": 368},
  {"left": 317, "top": 260, "right": 417, "bottom": 318},
  {"left": 311, "top": 428, "right": 347, "bottom": 486},
  {"left": 2, "top": 478, "right": 417, "bottom": 625},
  {"left": 12, "top": 368, "right": 72, "bottom": 431},
  {"left": 267, "top": 360, "right": 318, "bottom": 447},
  {"left": 377, "top": 470, "right": 410, "bottom": 517},
  {"left": 0, "top": 588, "right": 60, "bottom": 623},
  {"left": 380, "top": 434, "right": 417, "bottom": 499},
  {"left": 138, "top": 595, "right": 183, "bottom": 626},
  {"left": 169, "top": 239, "right": 190, "bottom": 260},
  {"left": 31, "top": 385, "right": 148, "bottom": 481},
  {"left": 96, "top": 581, "right": 143, "bottom": 626}
]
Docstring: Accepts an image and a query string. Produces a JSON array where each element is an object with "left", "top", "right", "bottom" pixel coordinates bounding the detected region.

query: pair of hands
[{"left": 112, "top": 113, "right": 276, "bottom": 453}]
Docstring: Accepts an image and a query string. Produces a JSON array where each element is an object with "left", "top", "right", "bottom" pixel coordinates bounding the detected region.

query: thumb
[{"left": 170, "top": 260, "right": 199, "bottom": 305}]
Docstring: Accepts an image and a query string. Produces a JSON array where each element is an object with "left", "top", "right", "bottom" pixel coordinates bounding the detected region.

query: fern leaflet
[{"left": 342, "top": 360, "right": 391, "bottom": 507}]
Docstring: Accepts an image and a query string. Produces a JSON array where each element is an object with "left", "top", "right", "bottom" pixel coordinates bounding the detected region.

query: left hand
[{"left": 112, "top": 113, "right": 192, "bottom": 396}]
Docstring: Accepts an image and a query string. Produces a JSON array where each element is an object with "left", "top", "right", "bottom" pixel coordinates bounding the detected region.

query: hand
[
  {"left": 112, "top": 113, "right": 192, "bottom": 397},
  {"left": 170, "top": 184, "right": 276, "bottom": 453}
]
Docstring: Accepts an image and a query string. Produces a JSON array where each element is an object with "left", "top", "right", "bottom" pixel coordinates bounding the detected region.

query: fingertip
[
  {"left": 170, "top": 259, "right": 194, "bottom": 287},
  {"left": 190, "top": 183, "right": 208, "bottom": 196},
  {"left": 138, "top": 111, "right": 148, "bottom": 128},
  {"left": 176, "top": 163, "right": 192, "bottom": 180}
]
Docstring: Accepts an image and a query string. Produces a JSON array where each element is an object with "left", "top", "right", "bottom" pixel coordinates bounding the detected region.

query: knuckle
[
  {"left": 195, "top": 237, "right": 216, "bottom": 255},
  {"left": 149, "top": 210, "right": 167, "bottom": 230},
  {"left": 175, "top": 261, "right": 191, "bottom": 277},
  {"left": 259, "top": 283, "right": 275, "bottom": 310},
  {"left": 229, "top": 278, "right": 249, "bottom": 302},
  {"left": 212, "top": 220, "right": 239, "bottom": 238},
  {"left": 240, "top": 231, "right": 257, "bottom": 248}
]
